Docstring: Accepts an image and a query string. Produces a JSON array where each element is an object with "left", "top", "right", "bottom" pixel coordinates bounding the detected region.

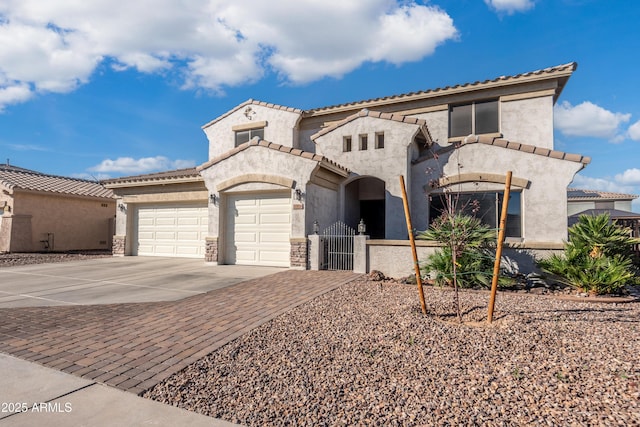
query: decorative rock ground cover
[{"left": 145, "top": 277, "right": 640, "bottom": 426}]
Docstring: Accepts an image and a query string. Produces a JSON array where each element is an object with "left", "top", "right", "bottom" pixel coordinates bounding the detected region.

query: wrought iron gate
[{"left": 321, "top": 221, "right": 355, "bottom": 271}]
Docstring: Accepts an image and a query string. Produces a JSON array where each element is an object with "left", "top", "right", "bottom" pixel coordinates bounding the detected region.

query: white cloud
[
  {"left": 628, "top": 120, "right": 640, "bottom": 141},
  {"left": 484, "top": 0, "right": 535, "bottom": 14},
  {"left": 0, "top": 0, "right": 458, "bottom": 108},
  {"left": 554, "top": 101, "right": 631, "bottom": 141},
  {"left": 88, "top": 156, "right": 195, "bottom": 174},
  {"left": 614, "top": 168, "right": 640, "bottom": 186}
]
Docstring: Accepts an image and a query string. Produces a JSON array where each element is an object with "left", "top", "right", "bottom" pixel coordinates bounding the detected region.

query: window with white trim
[{"left": 235, "top": 128, "right": 264, "bottom": 146}]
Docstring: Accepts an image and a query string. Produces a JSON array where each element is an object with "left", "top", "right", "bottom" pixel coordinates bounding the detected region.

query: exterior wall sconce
[
  {"left": 313, "top": 220, "right": 319, "bottom": 234},
  {"left": 294, "top": 189, "right": 303, "bottom": 201},
  {"left": 209, "top": 193, "right": 219, "bottom": 205},
  {"left": 358, "top": 218, "right": 366, "bottom": 235},
  {"left": 118, "top": 203, "right": 126, "bottom": 213}
]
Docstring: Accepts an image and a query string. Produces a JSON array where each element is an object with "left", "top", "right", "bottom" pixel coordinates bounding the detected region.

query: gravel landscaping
[
  {"left": 0, "top": 251, "right": 111, "bottom": 267},
  {"left": 144, "top": 277, "right": 640, "bottom": 426}
]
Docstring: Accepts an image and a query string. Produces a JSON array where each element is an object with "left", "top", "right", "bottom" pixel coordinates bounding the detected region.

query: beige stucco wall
[
  {"left": 313, "top": 116, "right": 423, "bottom": 239},
  {"left": 500, "top": 95, "right": 554, "bottom": 149},
  {"left": 414, "top": 143, "right": 585, "bottom": 244},
  {"left": 366, "top": 240, "right": 563, "bottom": 278},
  {"left": 7, "top": 191, "right": 115, "bottom": 252},
  {"left": 200, "top": 146, "right": 332, "bottom": 242},
  {"left": 203, "top": 104, "right": 302, "bottom": 160}
]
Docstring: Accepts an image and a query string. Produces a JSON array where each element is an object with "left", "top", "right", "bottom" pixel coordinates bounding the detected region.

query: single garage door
[
  {"left": 225, "top": 193, "right": 291, "bottom": 267},
  {"left": 136, "top": 204, "right": 208, "bottom": 258}
]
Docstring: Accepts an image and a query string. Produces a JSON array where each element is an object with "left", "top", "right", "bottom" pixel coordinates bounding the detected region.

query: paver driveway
[{"left": 0, "top": 262, "right": 360, "bottom": 395}]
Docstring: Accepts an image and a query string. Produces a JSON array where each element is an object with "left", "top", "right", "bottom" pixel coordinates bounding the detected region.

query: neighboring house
[
  {"left": 567, "top": 188, "right": 640, "bottom": 238},
  {"left": 105, "top": 62, "right": 592, "bottom": 275},
  {"left": 0, "top": 163, "right": 116, "bottom": 253}
]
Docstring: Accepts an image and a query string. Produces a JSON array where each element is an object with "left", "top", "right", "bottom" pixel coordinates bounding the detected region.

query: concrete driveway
[{"left": 0, "top": 257, "right": 283, "bottom": 308}]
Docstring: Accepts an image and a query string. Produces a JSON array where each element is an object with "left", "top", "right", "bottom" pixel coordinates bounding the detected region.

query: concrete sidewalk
[{"left": 0, "top": 353, "right": 239, "bottom": 426}]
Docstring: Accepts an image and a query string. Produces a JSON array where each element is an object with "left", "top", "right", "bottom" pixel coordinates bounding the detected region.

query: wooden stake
[
  {"left": 487, "top": 171, "right": 512, "bottom": 323},
  {"left": 399, "top": 175, "right": 427, "bottom": 315}
]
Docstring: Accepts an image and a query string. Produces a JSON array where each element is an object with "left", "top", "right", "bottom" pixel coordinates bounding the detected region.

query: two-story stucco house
[{"left": 105, "top": 62, "right": 591, "bottom": 276}]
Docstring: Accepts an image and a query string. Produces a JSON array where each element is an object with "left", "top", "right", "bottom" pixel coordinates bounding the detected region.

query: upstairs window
[
  {"left": 235, "top": 127, "right": 264, "bottom": 146},
  {"left": 343, "top": 136, "right": 352, "bottom": 152},
  {"left": 449, "top": 99, "right": 499, "bottom": 138},
  {"left": 359, "top": 134, "right": 368, "bottom": 150},
  {"left": 375, "top": 132, "right": 385, "bottom": 149}
]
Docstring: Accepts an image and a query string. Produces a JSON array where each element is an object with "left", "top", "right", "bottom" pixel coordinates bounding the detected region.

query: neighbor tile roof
[
  {"left": 306, "top": 62, "right": 577, "bottom": 116},
  {"left": 0, "top": 164, "right": 114, "bottom": 199},
  {"left": 569, "top": 208, "right": 640, "bottom": 220},
  {"left": 197, "top": 138, "right": 349, "bottom": 175},
  {"left": 567, "top": 188, "right": 638, "bottom": 201},
  {"left": 102, "top": 167, "right": 202, "bottom": 186},
  {"left": 310, "top": 108, "right": 433, "bottom": 143}
]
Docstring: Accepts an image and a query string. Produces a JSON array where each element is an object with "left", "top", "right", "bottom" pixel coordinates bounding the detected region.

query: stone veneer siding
[
  {"left": 205, "top": 237, "right": 218, "bottom": 263},
  {"left": 112, "top": 235, "right": 125, "bottom": 256},
  {"left": 290, "top": 238, "right": 308, "bottom": 269}
]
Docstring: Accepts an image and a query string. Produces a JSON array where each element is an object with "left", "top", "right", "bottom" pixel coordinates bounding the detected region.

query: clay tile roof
[
  {"left": 414, "top": 134, "right": 591, "bottom": 166},
  {"left": 567, "top": 188, "right": 638, "bottom": 201},
  {"left": 197, "top": 138, "right": 349, "bottom": 176},
  {"left": 0, "top": 164, "right": 114, "bottom": 199},
  {"left": 306, "top": 62, "right": 577, "bottom": 116},
  {"left": 102, "top": 167, "right": 202, "bottom": 186},
  {"left": 310, "top": 108, "right": 433, "bottom": 143},
  {"left": 202, "top": 99, "right": 303, "bottom": 129},
  {"left": 464, "top": 135, "right": 591, "bottom": 165}
]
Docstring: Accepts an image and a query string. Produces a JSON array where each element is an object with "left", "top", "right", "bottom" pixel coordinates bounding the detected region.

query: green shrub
[
  {"left": 538, "top": 213, "right": 639, "bottom": 295},
  {"left": 418, "top": 213, "right": 502, "bottom": 289}
]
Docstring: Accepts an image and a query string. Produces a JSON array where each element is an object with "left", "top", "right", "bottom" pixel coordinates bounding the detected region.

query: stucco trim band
[
  {"left": 231, "top": 121, "right": 268, "bottom": 132},
  {"left": 122, "top": 190, "right": 208, "bottom": 204},
  {"left": 437, "top": 173, "right": 530, "bottom": 189},
  {"left": 216, "top": 174, "right": 294, "bottom": 192}
]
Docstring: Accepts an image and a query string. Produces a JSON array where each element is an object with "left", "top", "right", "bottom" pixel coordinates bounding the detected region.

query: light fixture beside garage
[
  {"left": 118, "top": 203, "right": 126, "bottom": 213},
  {"left": 294, "top": 188, "right": 303, "bottom": 201},
  {"left": 209, "top": 193, "right": 219, "bottom": 206}
]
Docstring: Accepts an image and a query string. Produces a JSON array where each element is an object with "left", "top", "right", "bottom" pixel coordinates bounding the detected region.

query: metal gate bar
[{"left": 322, "top": 221, "right": 355, "bottom": 271}]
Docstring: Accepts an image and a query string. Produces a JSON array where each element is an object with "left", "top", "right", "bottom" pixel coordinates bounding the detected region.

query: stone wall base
[
  {"left": 205, "top": 237, "right": 218, "bottom": 263},
  {"left": 290, "top": 238, "right": 308, "bottom": 269},
  {"left": 112, "top": 235, "right": 125, "bottom": 256}
]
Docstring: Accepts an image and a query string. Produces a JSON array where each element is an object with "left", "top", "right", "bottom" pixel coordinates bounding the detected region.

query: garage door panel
[
  {"left": 260, "top": 232, "right": 290, "bottom": 243},
  {"left": 226, "top": 193, "right": 291, "bottom": 267},
  {"left": 260, "top": 213, "right": 290, "bottom": 224},
  {"left": 136, "top": 204, "right": 208, "bottom": 258},
  {"left": 235, "top": 213, "right": 256, "bottom": 223}
]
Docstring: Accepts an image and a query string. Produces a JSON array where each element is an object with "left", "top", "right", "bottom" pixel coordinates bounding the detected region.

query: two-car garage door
[
  {"left": 225, "top": 193, "right": 291, "bottom": 267},
  {"left": 135, "top": 204, "right": 208, "bottom": 258}
]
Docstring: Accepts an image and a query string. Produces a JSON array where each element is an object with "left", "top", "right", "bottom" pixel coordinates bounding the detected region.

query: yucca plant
[{"left": 539, "top": 213, "right": 639, "bottom": 295}]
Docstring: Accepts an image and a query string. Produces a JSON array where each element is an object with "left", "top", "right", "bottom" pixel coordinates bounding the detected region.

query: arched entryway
[{"left": 344, "top": 177, "right": 385, "bottom": 239}]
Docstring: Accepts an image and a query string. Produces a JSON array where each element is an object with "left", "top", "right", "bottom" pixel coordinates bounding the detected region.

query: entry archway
[{"left": 344, "top": 177, "right": 385, "bottom": 239}]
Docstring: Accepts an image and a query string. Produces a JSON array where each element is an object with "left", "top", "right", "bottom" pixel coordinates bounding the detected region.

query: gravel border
[
  {"left": 145, "top": 279, "right": 640, "bottom": 426},
  {"left": 0, "top": 251, "right": 112, "bottom": 268}
]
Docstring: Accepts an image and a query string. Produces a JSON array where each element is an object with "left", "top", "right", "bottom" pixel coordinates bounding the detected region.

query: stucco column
[
  {"left": 308, "top": 234, "right": 322, "bottom": 270},
  {"left": 353, "top": 234, "right": 369, "bottom": 274}
]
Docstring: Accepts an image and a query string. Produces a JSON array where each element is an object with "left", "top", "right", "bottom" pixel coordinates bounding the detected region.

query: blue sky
[{"left": 1, "top": 0, "right": 639, "bottom": 211}]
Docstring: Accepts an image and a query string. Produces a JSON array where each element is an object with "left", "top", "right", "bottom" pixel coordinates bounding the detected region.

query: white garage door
[
  {"left": 225, "top": 193, "right": 291, "bottom": 267},
  {"left": 136, "top": 204, "right": 208, "bottom": 258}
]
